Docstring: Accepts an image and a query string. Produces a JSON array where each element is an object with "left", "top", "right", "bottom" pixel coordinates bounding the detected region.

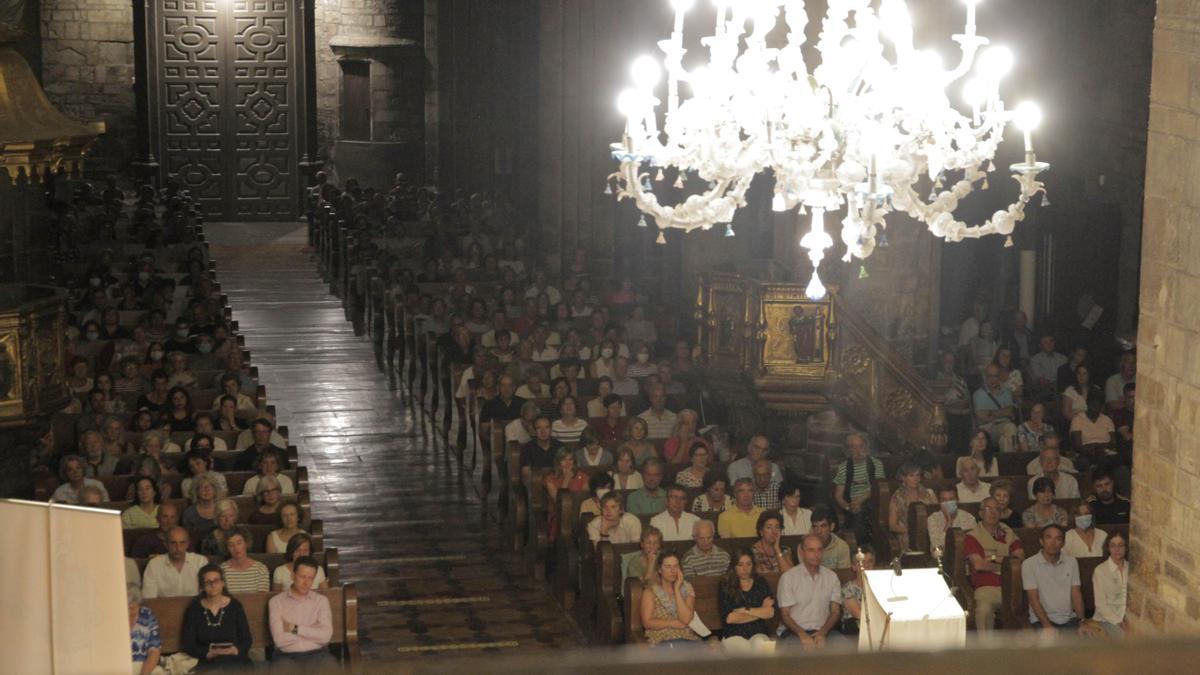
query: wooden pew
[
  {"left": 96, "top": 492, "right": 310, "bottom": 526},
  {"left": 35, "top": 468, "right": 305, "bottom": 502},
  {"left": 1000, "top": 556, "right": 1106, "bottom": 630},
  {"left": 144, "top": 585, "right": 359, "bottom": 668},
  {"left": 132, "top": 549, "right": 339, "bottom": 587},
  {"left": 123, "top": 520, "right": 325, "bottom": 555},
  {"left": 594, "top": 533, "right": 856, "bottom": 644},
  {"left": 624, "top": 569, "right": 858, "bottom": 644},
  {"left": 907, "top": 498, "right": 1089, "bottom": 555}
]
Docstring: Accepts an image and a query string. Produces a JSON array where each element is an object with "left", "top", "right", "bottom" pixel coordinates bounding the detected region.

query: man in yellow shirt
[{"left": 717, "top": 479, "right": 763, "bottom": 538}]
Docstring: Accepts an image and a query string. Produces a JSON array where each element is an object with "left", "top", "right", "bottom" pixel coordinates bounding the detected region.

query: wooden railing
[{"left": 697, "top": 272, "right": 946, "bottom": 454}]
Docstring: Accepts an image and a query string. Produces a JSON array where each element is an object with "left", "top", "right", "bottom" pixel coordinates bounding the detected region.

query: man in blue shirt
[{"left": 973, "top": 364, "right": 1017, "bottom": 452}]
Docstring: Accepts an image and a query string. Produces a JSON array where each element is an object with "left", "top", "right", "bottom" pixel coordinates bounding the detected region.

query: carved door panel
[{"left": 149, "top": 0, "right": 300, "bottom": 221}]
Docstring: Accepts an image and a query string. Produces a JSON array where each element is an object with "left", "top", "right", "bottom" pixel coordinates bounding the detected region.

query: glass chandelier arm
[
  {"left": 891, "top": 171, "right": 1047, "bottom": 241},
  {"left": 614, "top": 160, "right": 754, "bottom": 232}
]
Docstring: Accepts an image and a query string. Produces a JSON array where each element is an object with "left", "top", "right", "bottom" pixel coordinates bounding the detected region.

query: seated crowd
[{"left": 35, "top": 177, "right": 343, "bottom": 673}]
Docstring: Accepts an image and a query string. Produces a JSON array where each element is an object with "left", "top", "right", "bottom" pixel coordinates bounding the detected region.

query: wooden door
[{"left": 146, "top": 0, "right": 304, "bottom": 221}]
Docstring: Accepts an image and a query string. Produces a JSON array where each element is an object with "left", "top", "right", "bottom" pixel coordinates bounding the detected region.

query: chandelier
[{"left": 608, "top": 0, "right": 1049, "bottom": 299}]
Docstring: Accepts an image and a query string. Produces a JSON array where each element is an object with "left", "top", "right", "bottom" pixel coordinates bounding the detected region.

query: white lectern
[
  {"left": 0, "top": 499, "right": 129, "bottom": 674},
  {"left": 858, "top": 568, "right": 967, "bottom": 651}
]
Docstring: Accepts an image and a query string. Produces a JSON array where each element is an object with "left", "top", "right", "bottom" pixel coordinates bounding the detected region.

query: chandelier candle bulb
[{"left": 965, "top": 0, "right": 979, "bottom": 35}]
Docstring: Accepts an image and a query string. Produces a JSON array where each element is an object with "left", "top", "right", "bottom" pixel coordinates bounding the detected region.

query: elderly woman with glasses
[{"left": 248, "top": 475, "right": 285, "bottom": 526}]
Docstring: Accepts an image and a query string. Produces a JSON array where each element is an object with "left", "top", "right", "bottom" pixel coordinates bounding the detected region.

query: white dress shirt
[{"left": 142, "top": 552, "right": 208, "bottom": 599}]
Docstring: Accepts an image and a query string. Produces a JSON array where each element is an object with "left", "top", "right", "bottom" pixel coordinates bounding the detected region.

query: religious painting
[
  {"left": 0, "top": 332, "right": 16, "bottom": 402},
  {"left": 761, "top": 298, "right": 831, "bottom": 377}
]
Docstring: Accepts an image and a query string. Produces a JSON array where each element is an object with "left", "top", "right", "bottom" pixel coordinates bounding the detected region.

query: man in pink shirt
[{"left": 268, "top": 557, "right": 337, "bottom": 672}]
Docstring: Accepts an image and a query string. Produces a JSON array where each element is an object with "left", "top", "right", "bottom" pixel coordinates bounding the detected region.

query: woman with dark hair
[
  {"left": 692, "top": 470, "right": 732, "bottom": 513},
  {"left": 967, "top": 429, "right": 999, "bottom": 477},
  {"left": 121, "top": 476, "right": 162, "bottom": 529},
  {"left": 180, "top": 564, "right": 252, "bottom": 669},
  {"left": 1022, "top": 477, "right": 1069, "bottom": 528},
  {"left": 591, "top": 393, "right": 627, "bottom": 444},
  {"left": 574, "top": 427, "right": 614, "bottom": 469},
  {"left": 1092, "top": 531, "right": 1129, "bottom": 635},
  {"left": 675, "top": 441, "right": 712, "bottom": 488},
  {"left": 752, "top": 511, "right": 794, "bottom": 574},
  {"left": 719, "top": 548, "right": 775, "bottom": 650},
  {"left": 219, "top": 527, "right": 269, "bottom": 593},
  {"left": 550, "top": 395, "right": 588, "bottom": 444},
  {"left": 272, "top": 533, "right": 328, "bottom": 592},
  {"left": 165, "top": 386, "right": 196, "bottom": 432},
  {"left": 1061, "top": 363, "right": 1099, "bottom": 421},
  {"left": 578, "top": 472, "right": 616, "bottom": 517},
  {"left": 99, "top": 306, "right": 131, "bottom": 340}
]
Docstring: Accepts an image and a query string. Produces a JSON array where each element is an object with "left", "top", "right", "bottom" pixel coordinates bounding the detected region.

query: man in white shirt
[
  {"left": 142, "top": 527, "right": 208, "bottom": 598},
  {"left": 1027, "top": 447, "right": 1081, "bottom": 499},
  {"left": 777, "top": 534, "right": 843, "bottom": 648},
  {"left": 649, "top": 485, "right": 701, "bottom": 542},
  {"left": 926, "top": 487, "right": 977, "bottom": 554}
]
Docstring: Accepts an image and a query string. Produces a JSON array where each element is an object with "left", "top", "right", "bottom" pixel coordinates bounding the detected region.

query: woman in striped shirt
[
  {"left": 219, "top": 527, "right": 270, "bottom": 593},
  {"left": 551, "top": 395, "right": 588, "bottom": 444}
]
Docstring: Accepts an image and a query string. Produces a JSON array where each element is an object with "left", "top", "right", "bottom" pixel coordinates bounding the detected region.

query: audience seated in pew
[
  {"left": 132, "top": 502, "right": 181, "bottom": 557},
  {"left": 720, "top": 547, "right": 776, "bottom": 651},
  {"left": 622, "top": 527, "right": 663, "bottom": 590},
  {"left": 1063, "top": 502, "right": 1107, "bottom": 558},
  {"left": 268, "top": 502, "right": 308, "bottom": 554},
  {"left": 128, "top": 584, "right": 163, "bottom": 675},
  {"left": 143, "top": 527, "right": 209, "bottom": 599},
  {"left": 201, "top": 498, "right": 242, "bottom": 555},
  {"left": 639, "top": 551, "right": 700, "bottom": 647},
  {"left": 1022, "top": 524, "right": 1088, "bottom": 635},
  {"left": 692, "top": 470, "right": 731, "bottom": 514},
  {"left": 1027, "top": 444, "right": 1081, "bottom": 498},
  {"left": 519, "top": 416, "right": 562, "bottom": 481},
  {"left": 990, "top": 479, "right": 1025, "bottom": 530},
  {"left": 122, "top": 476, "right": 164, "bottom": 529},
  {"left": 1092, "top": 531, "right": 1129, "bottom": 636},
  {"left": 627, "top": 459, "right": 667, "bottom": 515},
  {"left": 840, "top": 545, "right": 877, "bottom": 636},
  {"left": 1086, "top": 470, "right": 1131, "bottom": 524},
  {"left": 181, "top": 447, "right": 228, "bottom": 499},
  {"left": 718, "top": 479, "right": 763, "bottom": 539},
  {"left": 681, "top": 521, "right": 729, "bottom": 577},
  {"left": 221, "top": 527, "right": 271, "bottom": 594},
  {"left": 777, "top": 534, "right": 844, "bottom": 649},
  {"left": 273, "top": 534, "right": 328, "bottom": 592},
  {"left": 623, "top": 418, "right": 657, "bottom": 467},
  {"left": 588, "top": 492, "right": 642, "bottom": 545},
  {"left": 965, "top": 497, "right": 1025, "bottom": 632},
  {"left": 637, "top": 384, "right": 677, "bottom": 441},
  {"left": 183, "top": 474, "right": 222, "bottom": 529},
  {"left": 752, "top": 511, "right": 795, "bottom": 575},
  {"left": 1023, "top": 477, "right": 1071, "bottom": 529},
  {"left": 927, "top": 486, "right": 976, "bottom": 554},
  {"left": 650, "top": 484, "right": 701, "bottom": 542},
  {"left": 241, "top": 447, "right": 294, "bottom": 497},
  {"left": 609, "top": 446, "right": 644, "bottom": 491},
  {"left": 269, "top": 556, "right": 338, "bottom": 669},
  {"left": 51, "top": 454, "right": 111, "bottom": 504},
  {"left": 574, "top": 427, "right": 614, "bottom": 470},
  {"left": 182, "top": 564, "right": 254, "bottom": 668}
]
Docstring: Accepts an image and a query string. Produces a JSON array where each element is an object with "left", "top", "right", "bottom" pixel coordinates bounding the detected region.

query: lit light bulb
[
  {"left": 962, "top": 78, "right": 985, "bottom": 108},
  {"left": 616, "top": 89, "right": 640, "bottom": 118},
  {"left": 1014, "top": 101, "right": 1042, "bottom": 154},
  {"left": 1014, "top": 101, "right": 1043, "bottom": 131},
  {"left": 978, "top": 46, "right": 1013, "bottom": 81},
  {"left": 772, "top": 192, "right": 788, "bottom": 212},
  {"left": 805, "top": 271, "right": 827, "bottom": 300},
  {"left": 670, "top": 0, "right": 695, "bottom": 11},
  {"left": 631, "top": 56, "right": 662, "bottom": 91}
]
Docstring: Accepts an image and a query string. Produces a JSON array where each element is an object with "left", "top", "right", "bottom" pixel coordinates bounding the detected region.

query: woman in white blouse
[
  {"left": 778, "top": 482, "right": 812, "bottom": 536},
  {"left": 1092, "top": 531, "right": 1128, "bottom": 635},
  {"left": 1063, "top": 502, "right": 1107, "bottom": 558},
  {"left": 609, "top": 446, "right": 644, "bottom": 491}
]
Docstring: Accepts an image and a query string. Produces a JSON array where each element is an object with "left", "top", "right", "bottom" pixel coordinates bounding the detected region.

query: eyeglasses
[{"left": 203, "top": 578, "right": 223, "bottom": 586}]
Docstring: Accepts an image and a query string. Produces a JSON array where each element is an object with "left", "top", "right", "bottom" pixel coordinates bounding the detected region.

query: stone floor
[{"left": 208, "top": 222, "right": 585, "bottom": 662}]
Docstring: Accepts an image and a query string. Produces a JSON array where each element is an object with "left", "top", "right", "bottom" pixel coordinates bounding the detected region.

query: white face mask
[
  {"left": 601, "top": 347, "right": 614, "bottom": 359},
  {"left": 636, "top": 353, "right": 650, "bottom": 363},
  {"left": 85, "top": 331, "right": 99, "bottom": 341},
  {"left": 176, "top": 328, "right": 189, "bottom": 338}
]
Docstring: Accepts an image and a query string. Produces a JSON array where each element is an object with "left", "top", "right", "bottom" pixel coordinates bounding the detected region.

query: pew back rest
[
  {"left": 145, "top": 586, "right": 356, "bottom": 658},
  {"left": 624, "top": 568, "right": 857, "bottom": 643}
]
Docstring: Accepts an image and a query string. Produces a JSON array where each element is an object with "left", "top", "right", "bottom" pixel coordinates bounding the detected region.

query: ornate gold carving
[
  {"left": 883, "top": 387, "right": 916, "bottom": 420},
  {"left": 841, "top": 344, "right": 871, "bottom": 376}
]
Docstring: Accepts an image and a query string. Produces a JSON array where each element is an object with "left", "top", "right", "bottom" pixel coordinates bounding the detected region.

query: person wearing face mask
[
  {"left": 1063, "top": 502, "right": 1107, "bottom": 558},
  {"left": 192, "top": 334, "right": 220, "bottom": 368},
  {"left": 926, "top": 486, "right": 977, "bottom": 554},
  {"left": 80, "top": 319, "right": 104, "bottom": 345},
  {"left": 627, "top": 343, "right": 657, "bottom": 379},
  {"left": 141, "top": 341, "right": 168, "bottom": 378},
  {"left": 591, "top": 340, "right": 618, "bottom": 379},
  {"left": 164, "top": 318, "right": 197, "bottom": 354}
]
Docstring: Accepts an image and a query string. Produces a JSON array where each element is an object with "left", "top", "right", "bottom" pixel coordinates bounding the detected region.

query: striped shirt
[
  {"left": 638, "top": 408, "right": 677, "bottom": 439},
  {"left": 221, "top": 560, "right": 270, "bottom": 594},
  {"left": 681, "top": 545, "right": 731, "bottom": 577},
  {"left": 832, "top": 457, "right": 884, "bottom": 502}
]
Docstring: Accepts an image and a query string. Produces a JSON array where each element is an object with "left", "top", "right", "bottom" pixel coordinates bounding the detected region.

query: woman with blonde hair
[{"left": 624, "top": 417, "right": 657, "bottom": 466}]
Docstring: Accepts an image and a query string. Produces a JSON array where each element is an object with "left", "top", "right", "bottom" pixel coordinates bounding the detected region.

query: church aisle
[{"left": 207, "top": 222, "right": 585, "bottom": 661}]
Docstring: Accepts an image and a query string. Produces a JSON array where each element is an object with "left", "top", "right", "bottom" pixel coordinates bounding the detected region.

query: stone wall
[
  {"left": 314, "top": 0, "right": 425, "bottom": 183},
  {"left": 1127, "top": 0, "right": 1200, "bottom": 635},
  {"left": 39, "top": 0, "right": 135, "bottom": 175}
]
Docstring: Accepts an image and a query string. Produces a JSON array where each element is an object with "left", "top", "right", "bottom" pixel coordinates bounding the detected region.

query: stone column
[{"left": 1127, "top": 0, "right": 1200, "bottom": 634}]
